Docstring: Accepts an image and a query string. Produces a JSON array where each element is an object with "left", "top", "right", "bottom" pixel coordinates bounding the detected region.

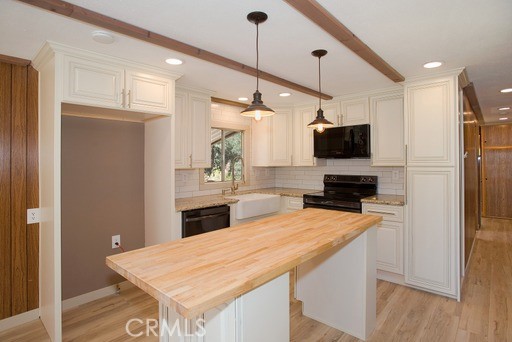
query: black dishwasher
[{"left": 182, "top": 205, "right": 230, "bottom": 238}]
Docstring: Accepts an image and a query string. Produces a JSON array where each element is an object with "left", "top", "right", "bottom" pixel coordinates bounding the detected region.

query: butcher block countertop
[
  {"left": 175, "top": 187, "right": 316, "bottom": 211},
  {"left": 106, "top": 208, "right": 381, "bottom": 319}
]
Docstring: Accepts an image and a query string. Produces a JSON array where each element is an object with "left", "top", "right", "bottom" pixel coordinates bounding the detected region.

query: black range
[{"left": 303, "top": 174, "right": 378, "bottom": 213}]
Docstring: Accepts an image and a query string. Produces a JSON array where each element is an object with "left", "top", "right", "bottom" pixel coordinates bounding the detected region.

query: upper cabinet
[
  {"left": 405, "top": 77, "right": 456, "bottom": 167},
  {"left": 370, "top": 93, "right": 405, "bottom": 166},
  {"left": 252, "top": 108, "right": 293, "bottom": 167},
  {"left": 63, "top": 55, "right": 174, "bottom": 115},
  {"left": 293, "top": 105, "right": 326, "bottom": 167},
  {"left": 322, "top": 101, "right": 341, "bottom": 127},
  {"left": 340, "top": 97, "right": 369, "bottom": 126},
  {"left": 175, "top": 88, "right": 213, "bottom": 169}
]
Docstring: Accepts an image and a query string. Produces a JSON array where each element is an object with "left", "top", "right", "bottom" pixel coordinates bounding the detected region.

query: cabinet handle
[
  {"left": 337, "top": 114, "right": 341, "bottom": 126},
  {"left": 367, "top": 209, "right": 395, "bottom": 216},
  {"left": 189, "top": 154, "right": 192, "bottom": 168},
  {"left": 121, "top": 89, "right": 125, "bottom": 107},
  {"left": 127, "top": 90, "right": 131, "bottom": 108}
]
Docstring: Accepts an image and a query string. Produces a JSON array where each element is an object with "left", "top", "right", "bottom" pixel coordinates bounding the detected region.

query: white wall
[{"left": 275, "top": 159, "right": 404, "bottom": 195}]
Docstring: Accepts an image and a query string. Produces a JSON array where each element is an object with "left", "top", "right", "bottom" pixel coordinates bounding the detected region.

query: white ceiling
[{"left": 1, "top": 0, "right": 511, "bottom": 123}]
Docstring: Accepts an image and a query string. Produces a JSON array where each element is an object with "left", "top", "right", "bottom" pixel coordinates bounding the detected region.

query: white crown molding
[
  {"left": 402, "top": 68, "right": 465, "bottom": 85},
  {"left": 176, "top": 83, "right": 216, "bottom": 96}
]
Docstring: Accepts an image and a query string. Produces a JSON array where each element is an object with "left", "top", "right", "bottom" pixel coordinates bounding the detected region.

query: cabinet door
[
  {"left": 293, "top": 106, "right": 315, "bottom": 166},
  {"left": 174, "top": 91, "right": 190, "bottom": 169},
  {"left": 190, "top": 94, "right": 212, "bottom": 168},
  {"left": 376, "top": 221, "right": 403, "bottom": 274},
  {"left": 405, "top": 168, "right": 459, "bottom": 298},
  {"left": 405, "top": 77, "right": 456, "bottom": 166},
  {"left": 322, "top": 101, "right": 341, "bottom": 127},
  {"left": 64, "top": 55, "right": 124, "bottom": 108},
  {"left": 125, "top": 71, "right": 171, "bottom": 114},
  {"left": 341, "top": 97, "right": 369, "bottom": 126},
  {"left": 371, "top": 94, "right": 405, "bottom": 166},
  {"left": 269, "top": 109, "right": 292, "bottom": 166}
]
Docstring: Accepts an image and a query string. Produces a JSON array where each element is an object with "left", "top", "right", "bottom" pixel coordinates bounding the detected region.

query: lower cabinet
[
  {"left": 405, "top": 167, "right": 459, "bottom": 298},
  {"left": 362, "top": 203, "right": 404, "bottom": 277},
  {"left": 280, "top": 196, "right": 303, "bottom": 213}
]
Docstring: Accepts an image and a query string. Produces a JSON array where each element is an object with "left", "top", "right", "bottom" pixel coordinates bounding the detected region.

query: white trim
[
  {"left": 377, "top": 270, "right": 405, "bottom": 286},
  {"left": 62, "top": 281, "right": 133, "bottom": 312},
  {"left": 0, "top": 309, "right": 40, "bottom": 332}
]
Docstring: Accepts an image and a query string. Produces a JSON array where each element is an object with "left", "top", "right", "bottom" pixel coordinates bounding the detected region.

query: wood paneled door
[
  {"left": 0, "top": 61, "right": 39, "bottom": 320},
  {"left": 482, "top": 125, "right": 512, "bottom": 219}
]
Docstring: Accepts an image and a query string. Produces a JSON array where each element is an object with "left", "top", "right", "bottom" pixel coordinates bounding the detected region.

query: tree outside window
[{"left": 204, "top": 128, "right": 244, "bottom": 183}]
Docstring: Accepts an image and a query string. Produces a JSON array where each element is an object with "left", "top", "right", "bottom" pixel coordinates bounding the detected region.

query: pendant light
[
  {"left": 241, "top": 11, "right": 275, "bottom": 121},
  {"left": 307, "top": 49, "right": 334, "bottom": 133}
]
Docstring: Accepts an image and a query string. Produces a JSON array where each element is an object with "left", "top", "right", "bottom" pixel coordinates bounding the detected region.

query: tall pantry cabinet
[{"left": 404, "top": 70, "right": 463, "bottom": 300}]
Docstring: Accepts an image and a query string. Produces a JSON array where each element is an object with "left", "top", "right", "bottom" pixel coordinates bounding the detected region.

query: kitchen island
[{"left": 106, "top": 208, "right": 381, "bottom": 341}]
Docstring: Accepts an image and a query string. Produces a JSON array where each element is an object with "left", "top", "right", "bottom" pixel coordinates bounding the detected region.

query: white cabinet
[
  {"left": 405, "top": 168, "right": 458, "bottom": 298},
  {"left": 322, "top": 101, "right": 341, "bottom": 127},
  {"left": 370, "top": 93, "right": 405, "bottom": 166},
  {"left": 292, "top": 105, "right": 326, "bottom": 166},
  {"left": 252, "top": 108, "right": 293, "bottom": 166},
  {"left": 341, "top": 97, "right": 369, "bottom": 126},
  {"left": 175, "top": 88, "right": 212, "bottom": 169},
  {"left": 362, "top": 203, "right": 404, "bottom": 275},
  {"left": 280, "top": 196, "right": 303, "bottom": 213},
  {"left": 405, "top": 78, "right": 456, "bottom": 167},
  {"left": 63, "top": 55, "right": 172, "bottom": 115}
]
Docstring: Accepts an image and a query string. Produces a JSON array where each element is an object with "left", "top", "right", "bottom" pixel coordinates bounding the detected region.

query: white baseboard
[
  {"left": 377, "top": 270, "right": 405, "bottom": 285},
  {"left": 62, "top": 281, "right": 133, "bottom": 312},
  {"left": 0, "top": 308, "right": 40, "bottom": 332}
]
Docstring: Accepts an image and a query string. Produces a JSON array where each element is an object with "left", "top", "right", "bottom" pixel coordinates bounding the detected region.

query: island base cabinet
[
  {"left": 296, "top": 227, "right": 377, "bottom": 341},
  {"left": 159, "top": 272, "right": 289, "bottom": 342}
]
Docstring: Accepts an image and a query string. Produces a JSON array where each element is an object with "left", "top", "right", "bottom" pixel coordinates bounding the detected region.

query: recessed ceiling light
[
  {"left": 498, "top": 107, "right": 510, "bottom": 111},
  {"left": 423, "top": 61, "right": 443, "bottom": 69},
  {"left": 165, "top": 58, "right": 183, "bottom": 65},
  {"left": 499, "top": 117, "right": 508, "bottom": 121},
  {"left": 92, "top": 31, "right": 115, "bottom": 44},
  {"left": 279, "top": 92, "right": 292, "bottom": 97},
  {"left": 238, "top": 97, "right": 249, "bottom": 101},
  {"left": 500, "top": 88, "right": 512, "bottom": 93}
]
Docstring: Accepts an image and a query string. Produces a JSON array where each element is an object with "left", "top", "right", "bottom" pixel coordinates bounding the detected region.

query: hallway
[{"left": 0, "top": 218, "right": 510, "bottom": 341}]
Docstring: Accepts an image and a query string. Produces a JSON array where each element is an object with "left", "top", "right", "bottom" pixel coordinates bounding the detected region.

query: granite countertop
[
  {"left": 175, "top": 187, "right": 317, "bottom": 212},
  {"left": 361, "top": 194, "right": 405, "bottom": 206}
]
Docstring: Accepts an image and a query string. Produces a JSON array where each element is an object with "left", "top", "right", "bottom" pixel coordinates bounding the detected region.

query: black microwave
[{"left": 313, "top": 124, "right": 370, "bottom": 159}]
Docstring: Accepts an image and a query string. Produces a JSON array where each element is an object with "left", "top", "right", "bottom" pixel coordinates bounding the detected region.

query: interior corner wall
[{"left": 61, "top": 116, "right": 145, "bottom": 300}]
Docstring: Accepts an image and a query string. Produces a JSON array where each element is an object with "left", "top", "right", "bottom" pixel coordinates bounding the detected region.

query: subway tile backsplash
[{"left": 176, "top": 159, "right": 404, "bottom": 198}]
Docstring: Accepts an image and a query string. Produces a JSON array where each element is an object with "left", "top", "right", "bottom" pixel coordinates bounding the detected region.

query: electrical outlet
[
  {"left": 392, "top": 170, "right": 400, "bottom": 181},
  {"left": 27, "top": 208, "right": 41, "bottom": 224},
  {"left": 112, "top": 235, "right": 121, "bottom": 249}
]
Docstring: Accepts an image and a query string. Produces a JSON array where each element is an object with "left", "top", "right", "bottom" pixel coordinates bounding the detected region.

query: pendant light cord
[
  {"left": 318, "top": 55, "right": 322, "bottom": 109},
  {"left": 256, "top": 22, "right": 260, "bottom": 91}
]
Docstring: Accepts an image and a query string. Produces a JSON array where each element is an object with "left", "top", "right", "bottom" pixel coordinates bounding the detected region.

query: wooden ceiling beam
[
  {"left": 16, "top": 0, "right": 333, "bottom": 100},
  {"left": 0, "top": 54, "right": 31, "bottom": 66},
  {"left": 284, "top": 0, "right": 405, "bottom": 83},
  {"left": 464, "top": 82, "right": 485, "bottom": 124}
]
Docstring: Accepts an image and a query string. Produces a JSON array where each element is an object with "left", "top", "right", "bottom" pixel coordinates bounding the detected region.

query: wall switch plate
[
  {"left": 27, "top": 208, "right": 41, "bottom": 224},
  {"left": 392, "top": 170, "right": 400, "bottom": 180},
  {"left": 112, "top": 235, "right": 121, "bottom": 249}
]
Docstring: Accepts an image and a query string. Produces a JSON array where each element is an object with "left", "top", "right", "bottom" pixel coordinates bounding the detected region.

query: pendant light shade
[
  {"left": 308, "top": 49, "right": 334, "bottom": 133},
  {"left": 241, "top": 11, "right": 274, "bottom": 121}
]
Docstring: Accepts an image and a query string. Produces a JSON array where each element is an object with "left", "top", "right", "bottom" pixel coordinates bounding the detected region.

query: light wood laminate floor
[{"left": 0, "top": 217, "right": 510, "bottom": 341}]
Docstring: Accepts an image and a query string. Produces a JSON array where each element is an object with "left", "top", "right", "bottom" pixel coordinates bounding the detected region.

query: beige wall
[{"left": 61, "top": 116, "right": 145, "bottom": 300}]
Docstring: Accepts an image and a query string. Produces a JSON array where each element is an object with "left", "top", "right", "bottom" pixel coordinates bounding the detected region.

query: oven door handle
[{"left": 185, "top": 213, "right": 229, "bottom": 222}]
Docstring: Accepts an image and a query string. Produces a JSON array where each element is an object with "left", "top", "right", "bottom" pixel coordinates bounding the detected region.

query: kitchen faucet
[{"left": 225, "top": 156, "right": 244, "bottom": 195}]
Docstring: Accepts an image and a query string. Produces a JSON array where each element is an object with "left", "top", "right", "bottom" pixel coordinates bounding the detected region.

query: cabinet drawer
[
  {"left": 286, "top": 197, "right": 303, "bottom": 210},
  {"left": 362, "top": 203, "right": 403, "bottom": 222}
]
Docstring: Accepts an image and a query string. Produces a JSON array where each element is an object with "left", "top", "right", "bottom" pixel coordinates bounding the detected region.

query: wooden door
[
  {"left": 125, "top": 70, "right": 171, "bottom": 114},
  {"left": 341, "top": 97, "right": 369, "bottom": 126},
  {"left": 482, "top": 125, "right": 512, "bottom": 218},
  {"left": 189, "top": 93, "right": 211, "bottom": 168},
  {"left": 269, "top": 108, "right": 292, "bottom": 166},
  {"left": 0, "top": 62, "right": 39, "bottom": 319}
]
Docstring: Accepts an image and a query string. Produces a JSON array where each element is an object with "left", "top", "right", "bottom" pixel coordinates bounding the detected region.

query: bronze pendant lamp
[
  {"left": 241, "top": 11, "right": 275, "bottom": 121},
  {"left": 307, "top": 49, "right": 334, "bottom": 133}
]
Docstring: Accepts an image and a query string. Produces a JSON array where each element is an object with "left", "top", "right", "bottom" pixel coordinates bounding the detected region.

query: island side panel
[
  {"left": 296, "top": 227, "right": 377, "bottom": 340},
  {"left": 159, "top": 272, "right": 289, "bottom": 342}
]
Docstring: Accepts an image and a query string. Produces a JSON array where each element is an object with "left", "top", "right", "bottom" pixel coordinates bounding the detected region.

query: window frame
[{"left": 199, "top": 122, "right": 251, "bottom": 191}]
